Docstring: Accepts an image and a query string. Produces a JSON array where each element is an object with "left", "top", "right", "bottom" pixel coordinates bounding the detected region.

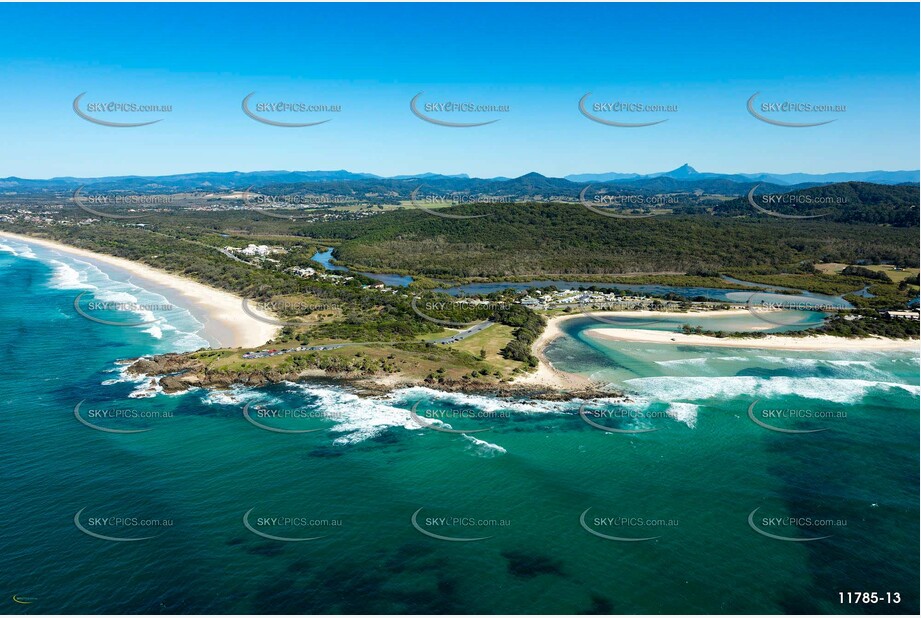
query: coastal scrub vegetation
[{"left": 1, "top": 181, "right": 917, "bottom": 389}]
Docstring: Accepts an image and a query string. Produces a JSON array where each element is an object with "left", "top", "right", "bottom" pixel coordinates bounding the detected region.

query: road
[
  {"left": 244, "top": 321, "right": 494, "bottom": 358},
  {"left": 429, "top": 320, "right": 493, "bottom": 344},
  {"left": 305, "top": 320, "right": 495, "bottom": 349}
]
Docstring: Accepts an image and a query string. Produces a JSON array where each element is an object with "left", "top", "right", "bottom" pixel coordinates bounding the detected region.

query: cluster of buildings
[
  {"left": 287, "top": 267, "right": 399, "bottom": 295},
  {"left": 883, "top": 309, "right": 921, "bottom": 321},
  {"left": 290, "top": 266, "right": 318, "bottom": 277},
  {"left": 519, "top": 289, "right": 676, "bottom": 311},
  {"left": 192, "top": 201, "right": 379, "bottom": 223},
  {"left": 0, "top": 211, "right": 94, "bottom": 226},
  {"left": 289, "top": 265, "right": 354, "bottom": 284},
  {"left": 364, "top": 282, "right": 397, "bottom": 293},
  {"left": 225, "top": 244, "right": 283, "bottom": 258}
]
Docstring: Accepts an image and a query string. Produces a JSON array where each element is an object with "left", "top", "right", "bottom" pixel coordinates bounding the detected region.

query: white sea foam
[
  {"left": 128, "top": 377, "right": 162, "bottom": 398},
  {"left": 101, "top": 363, "right": 136, "bottom": 386},
  {"left": 141, "top": 325, "right": 164, "bottom": 339},
  {"left": 0, "top": 242, "right": 37, "bottom": 259},
  {"left": 293, "top": 384, "right": 418, "bottom": 444},
  {"left": 92, "top": 289, "right": 137, "bottom": 303},
  {"left": 462, "top": 434, "right": 507, "bottom": 457},
  {"left": 387, "top": 386, "right": 624, "bottom": 414},
  {"left": 666, "top": 402, "right": 699, "bottom": 428},
  {"left": 200, "top": 382, "right": 519, "bottom": 445},
  {"left": 655, "top": 357, "right": 709, "bottom": 368},
  {"left": 70, "top": 257, "right": 207, "bottom": 348},
  {"left": 824, "top": 360, "right": 887, "bottom": 378},
  {"left": 5, "top": 240, "right": 209, "bottom": 351},
  {"left": 203, "top": 390, "right": 242, "bottom": 406},
  {"left": 173, "top": 330, "right": 210, "bottom": 351},
  {"left": 755, "top": 356, "right": 827, "bottom": 370},
  {"left": 47, "top": 259, "right": 88, "bottom": 290},
  {"left": 752, "top": 355, "right": 889, "bottom": 379},
  {"left": 392, "top": 387, "right": 561, "bottom": 413},
  {"left": 279, "top": 383, "right": 614, "bottom": 445},
  {"left": 201, "top": 386, "right": 279, "bottom": 407},
  {"left": 624, "top": 375, "right": 920, "bottom": 404}
]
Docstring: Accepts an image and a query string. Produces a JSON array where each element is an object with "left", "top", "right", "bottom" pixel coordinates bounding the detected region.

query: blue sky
[{"left": 0, "top": 3, "right": 918, "bottom": 179}]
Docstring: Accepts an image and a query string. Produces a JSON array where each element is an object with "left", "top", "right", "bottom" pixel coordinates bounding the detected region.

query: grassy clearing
[
  {"left": 815, "top": 263, "right": 848, "bottom": 275},
  {"left": 414, "top": 329, "right": 457, "bottom": 342},
  {"left": 192, "top": 338, "right": 515, "bottom": 383},
  {"left": 860, "top": 264, "right": 920, "bottom": 284},
  {"left": 817, "top": 263, "right": 919, "bottom": 286},
  {"left": 449, "top": 323, "right": 522, "bottom": 373}
]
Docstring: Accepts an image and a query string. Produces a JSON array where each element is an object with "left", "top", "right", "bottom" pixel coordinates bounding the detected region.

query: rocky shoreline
[{"left": 126, "top": 353, "right": 617, "bottom": 402}]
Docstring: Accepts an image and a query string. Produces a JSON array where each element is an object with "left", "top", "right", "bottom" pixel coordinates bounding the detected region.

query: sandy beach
[
  {"left": 518, "top": 309, "right": 918, "bottom": 386},
  {"left": 585, "top": 327, "right": 919, "bottom": 351},
  {"left": 0, "top": 232, "right": 279, "bottom": 349},
  {"left": 512, "top": 309, "right": 767, "bottom": 390},
  {"left": 533, "top": 309, "right": 759, "bottom": 350},
  {"left": 511, "top": 313, "right": 597, "bottom": 391}
]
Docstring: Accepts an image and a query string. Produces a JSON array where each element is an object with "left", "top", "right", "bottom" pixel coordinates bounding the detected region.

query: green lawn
[
  {"left": 448, "top": 323, "right": 523, "bottom": 374},
  {"left": 860, "top": 264, "right": 920, "bottom": 284}
]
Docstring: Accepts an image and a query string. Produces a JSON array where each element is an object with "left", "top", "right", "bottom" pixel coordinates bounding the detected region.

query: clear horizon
[
  {"left": 1, "top": 2, "right": 918, "bottom": 178},
  {"left": 1, "top": 4, "right": 918, "bottom": 617},
  {"left": 5, "top": 162, "right": 921, "bottom": 182}
]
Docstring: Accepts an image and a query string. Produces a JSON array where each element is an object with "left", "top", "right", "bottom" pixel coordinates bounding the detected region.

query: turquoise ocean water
[{"left": 1, "top": 238, "right": 918, "bottom": 614}]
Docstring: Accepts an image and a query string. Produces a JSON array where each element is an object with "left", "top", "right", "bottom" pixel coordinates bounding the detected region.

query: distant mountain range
[
  {"left": 0, "top": 169, "right": 478, "bottom": 194},
  {"left": 564, "top": 164, "right": 920, "bottom": 186},
  {"left": 0, "top": 165, "right": 917, "bottom": 196}
]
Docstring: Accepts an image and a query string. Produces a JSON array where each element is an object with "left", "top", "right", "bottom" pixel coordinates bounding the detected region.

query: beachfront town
[
  {"left": 520, "top": 289, "right": 704, "bottom": 311},
  {"left": 0, "top": 211, "right": 98, "bottom": 227}
]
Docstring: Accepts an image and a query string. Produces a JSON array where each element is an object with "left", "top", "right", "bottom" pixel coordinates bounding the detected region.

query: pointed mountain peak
[
  {"left": 665, "top": 164, "right": 699, "bottom": 178},
  {"left": 515, "top": 172, "right": 548, "bottom": 181}
]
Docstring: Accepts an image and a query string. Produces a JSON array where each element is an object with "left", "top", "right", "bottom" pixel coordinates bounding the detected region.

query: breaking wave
[{"left": 624, "top": 375, "right": 919, "bottom": 404}]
